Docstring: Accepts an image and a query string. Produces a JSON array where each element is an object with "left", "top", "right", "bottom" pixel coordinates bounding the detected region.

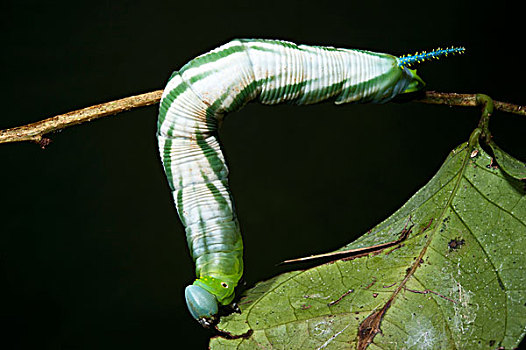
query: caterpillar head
[
  {"left": 185, "top": 275, "right": 236, "bottom": 320},
  {"left": 397, "top": 46, "right": 465, "bottom": 94},
  {"left": 399, "top": 67, "right": 425, "bottom": 94}
]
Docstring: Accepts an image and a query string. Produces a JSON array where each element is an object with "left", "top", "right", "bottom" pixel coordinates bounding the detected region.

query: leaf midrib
[{"left": 369, "top": 141, "right": 473, "bottom": 347}]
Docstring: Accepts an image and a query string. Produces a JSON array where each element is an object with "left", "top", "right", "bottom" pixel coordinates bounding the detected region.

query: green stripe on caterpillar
[{"left": 156, "top": 38, "right": 465, "bottom": 322}]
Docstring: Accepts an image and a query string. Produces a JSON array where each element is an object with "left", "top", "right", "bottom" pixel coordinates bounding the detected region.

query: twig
[
  {"left": 0, "top": 90, "right": 523, "bottom": 146},
  {"left": 0, "top": 90, "right": 163, "bottom": 145},
  {"left": 418, "top": 91, "right": 525, "bottom": 116}
]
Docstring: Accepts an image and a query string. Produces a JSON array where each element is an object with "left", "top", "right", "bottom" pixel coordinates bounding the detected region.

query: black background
[{"left": 1, "top": 1, "right": 524, "bottom": 349}]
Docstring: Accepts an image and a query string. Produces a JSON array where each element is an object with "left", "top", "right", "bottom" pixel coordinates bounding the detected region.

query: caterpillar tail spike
[
  {"left": 397, "top": 46, "right": 466, "bottom": 68},
  {"left": 396, "top": 46, "right": 465, "bottom": 93}
]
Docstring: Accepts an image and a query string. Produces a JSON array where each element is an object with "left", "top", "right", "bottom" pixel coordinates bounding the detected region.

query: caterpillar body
[{"left": 156, "top": 38, "right": 464, "bottom": 322}]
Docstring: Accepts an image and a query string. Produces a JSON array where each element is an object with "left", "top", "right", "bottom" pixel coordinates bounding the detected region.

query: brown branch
[
  {"left": 0, "top": 90, "right": 523, "bottom": 146},
  {"left": 0, "top": 90, "right": 163, "bottom": 146},
  {"left": 418, "top": 91, "right": 526, "bottom": 116}
]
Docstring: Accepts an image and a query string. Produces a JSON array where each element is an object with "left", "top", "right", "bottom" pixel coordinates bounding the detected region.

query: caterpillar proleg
[{"left": 156, "top": 38, "right": 465, "bottom": 322}]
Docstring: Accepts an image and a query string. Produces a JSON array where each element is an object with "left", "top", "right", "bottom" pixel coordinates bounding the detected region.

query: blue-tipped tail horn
[{"left": 398, "top": 47, "right": 466, "bottom": 68}]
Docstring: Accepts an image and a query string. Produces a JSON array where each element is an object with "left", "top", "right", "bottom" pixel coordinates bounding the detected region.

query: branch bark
[
  {"left": 0, "top": 90, "right": 523, "bottom": 147},
  {"left": 0, "top": 90, "right": 163, "bottom": 146},
  {"left": 417, "top": 91, "right": 525, "bottom": 116}
]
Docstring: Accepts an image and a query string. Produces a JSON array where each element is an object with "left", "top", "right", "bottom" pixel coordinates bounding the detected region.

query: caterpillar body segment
[{"left": 157, "top": 38, "right": 465, "bottom": 321}]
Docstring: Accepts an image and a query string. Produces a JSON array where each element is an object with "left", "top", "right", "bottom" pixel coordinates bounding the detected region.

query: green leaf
[
  {"left": 210, "top": 127, "right": 526, "bottom": 350},
  {"left": 489, "top": 141, "right": 526, "bottom": 180}
]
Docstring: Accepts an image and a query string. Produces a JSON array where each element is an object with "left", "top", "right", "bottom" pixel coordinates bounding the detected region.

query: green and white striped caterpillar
[{"left": 157, "top": 38, "right": 464, "bottom": 322}]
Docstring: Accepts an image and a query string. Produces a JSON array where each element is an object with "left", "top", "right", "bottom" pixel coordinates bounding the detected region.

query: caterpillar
[{"left": 156, "top": 38, "right": 465, "bottom": 322}]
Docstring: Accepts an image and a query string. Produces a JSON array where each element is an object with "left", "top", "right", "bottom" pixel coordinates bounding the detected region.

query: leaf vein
[
  {"left": 462, "top": 176, "right": 526, "bottom": 227},
  {"left": 449, "top": 204, "right": 508, "bottom": 342}
]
